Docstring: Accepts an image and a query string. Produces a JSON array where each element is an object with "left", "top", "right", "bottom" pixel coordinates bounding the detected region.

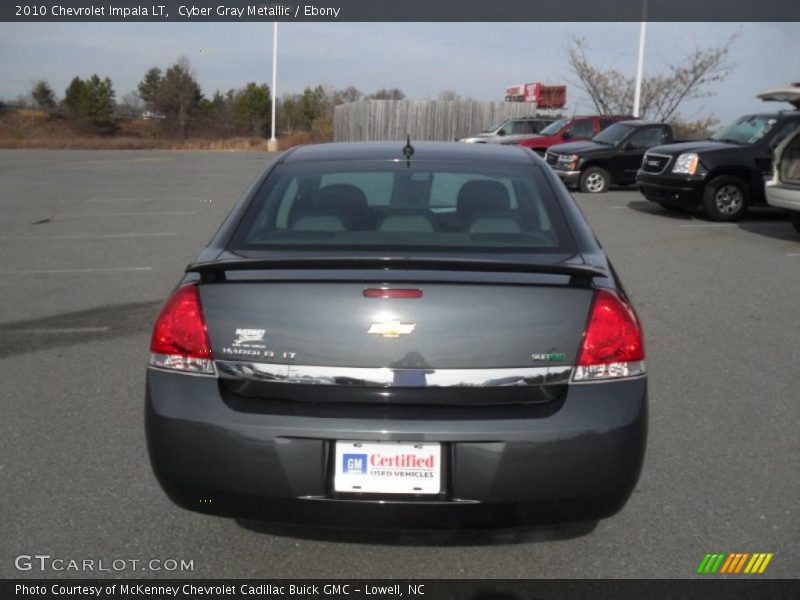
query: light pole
[
  {"left": 632, "top": 0, "right": 648, "bottom": 118},
  {"left": 268, "top": 21, "right": 279, "bottom": 152}
]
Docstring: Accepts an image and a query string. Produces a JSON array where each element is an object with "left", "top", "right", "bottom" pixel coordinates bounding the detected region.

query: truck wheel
[
  {"left": 790, "top": 213, "right": 800, "bottom": 234},
  {"left": 702, "top": 175, "right": 749, "bottom": 221},
  {"left": 579, "top": 167, "right": 610, "bottom": 193}
]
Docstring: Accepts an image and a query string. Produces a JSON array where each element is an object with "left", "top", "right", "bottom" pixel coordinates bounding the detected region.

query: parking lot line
[
  {"left": 678, "top": 223, "right": 737, "bottom": 228},
  {"left": 72, "top": 211, "right": 197, "bottom": 217},
  {"left": 4, "top": 327, "right": 110, "bottom": 334},
  {"left": 87, "top": 211, "right": 196, "bottom": 216},
  {"left": 0, "top": 232, "right": 177, "bottom": 240},
  {"left": 0, "top": 267, "right": 153, "bottom": 274},
  {"left": 85, "top": 197, "right": 201, "bottom": 203}
]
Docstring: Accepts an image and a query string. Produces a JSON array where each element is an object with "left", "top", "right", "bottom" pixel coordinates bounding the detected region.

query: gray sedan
[{"left": 146, "top": 141, "right": 647, "bottom": 528}]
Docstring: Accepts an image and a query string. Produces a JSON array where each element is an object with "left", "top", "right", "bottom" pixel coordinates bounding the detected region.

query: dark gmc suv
[
  {"left": 546, "top": 121, "right": 675, "bottom": 193},
  {"left": 637, "top": 112, "right": 800, "bottom": 221}
]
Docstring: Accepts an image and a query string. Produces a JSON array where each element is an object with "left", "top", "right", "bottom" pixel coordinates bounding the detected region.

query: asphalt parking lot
[{"left": 1, "top": 149, "right": 798, "bottom": 579}]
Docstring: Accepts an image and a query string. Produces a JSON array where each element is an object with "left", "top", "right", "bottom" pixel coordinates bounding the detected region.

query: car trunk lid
[{"left": 192, "top": 258, "right": 599, "bottom": 370}]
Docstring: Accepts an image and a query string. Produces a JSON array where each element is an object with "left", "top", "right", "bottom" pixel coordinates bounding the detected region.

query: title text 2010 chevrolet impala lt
[{"left": 145, "top": 141, "right": 647, "bottom": 528}]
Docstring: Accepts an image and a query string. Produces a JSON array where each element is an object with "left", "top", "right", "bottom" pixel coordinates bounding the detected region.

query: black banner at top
[{"left": 2, "top": 0, "right": 800, "bottom": 22}]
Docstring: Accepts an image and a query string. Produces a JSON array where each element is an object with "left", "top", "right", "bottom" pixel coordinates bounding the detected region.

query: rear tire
[
  {"left": 790, "top": 213, "right": 800, "bottom": 234},
  {"left": 579, "top": 167, "right": 610, "bottom": 194},
  {"left": 702, "top": 175, "right": 749, "bottom": 221}
]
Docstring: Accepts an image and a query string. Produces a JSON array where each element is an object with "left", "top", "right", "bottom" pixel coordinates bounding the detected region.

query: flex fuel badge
[{"left": 531, "top": 353, "right": 567, "bottom": 362}]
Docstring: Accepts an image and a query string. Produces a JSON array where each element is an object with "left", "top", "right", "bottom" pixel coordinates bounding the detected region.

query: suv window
[
  {"left": 567, "top": 118, "right": 594, "bottom": 139},
  {"left": 627, "top": 126, "right": 669, "bottom": 149},
  {"left": 712, "top": 115, "right": 780, "bottom": 145},
  {"left": 508, "top": 120, "right": 535, "bottom": 135},
  {"left": 769, "top": 119, "right": 800, "bottom": 150},
  {"left": 599, "top": 118, "right": 619, "bottom": 130},
  {"left": 593, "top": 122, "right": 635, "bottom": 146},
  {"left": 230, "top": 161, "right": 575, "bottom": 254},
  {"left": 539, "top": 118, "right": 569, "bottom": 136}
]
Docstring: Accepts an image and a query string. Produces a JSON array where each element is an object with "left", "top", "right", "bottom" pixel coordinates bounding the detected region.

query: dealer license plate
[{"left": 334, "top": 441, "right": 442, "bottom": 495}]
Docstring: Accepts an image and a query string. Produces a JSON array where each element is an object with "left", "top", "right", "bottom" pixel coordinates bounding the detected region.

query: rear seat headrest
[
  {"left": 457, "top": 180, "right": 511, "bottom": 215},
  {"left": 314, "top": 184, "right": 368, "bottom": 212}
]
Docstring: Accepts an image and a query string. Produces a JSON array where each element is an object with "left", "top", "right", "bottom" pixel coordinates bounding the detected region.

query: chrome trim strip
[
  {"left": 642, "top": 153, "right": 672, "bottom": 175},
  {"left": 214, "top": 361, "right": 573, "bottom": 388}
]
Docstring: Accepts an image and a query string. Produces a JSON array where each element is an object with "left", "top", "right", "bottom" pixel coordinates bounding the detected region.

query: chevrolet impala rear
[{"left": 145, "top": 141, "right": 647, "bottom": 528}]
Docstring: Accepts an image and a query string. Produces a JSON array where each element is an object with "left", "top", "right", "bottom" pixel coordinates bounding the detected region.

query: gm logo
[{"left": 342, "top": 454, "right": 367, "bottom": 474}]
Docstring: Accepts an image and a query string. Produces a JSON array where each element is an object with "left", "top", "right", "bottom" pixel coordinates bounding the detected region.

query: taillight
[
  {"left": 149, "top": 283, "right": 215, "bottom": 375},
  {"left": 574, "top": 289, "right": 645, "bottom": 382}
]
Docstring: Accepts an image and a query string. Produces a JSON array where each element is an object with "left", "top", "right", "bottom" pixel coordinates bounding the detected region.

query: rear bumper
[
  {"left": 637, "top": 172, "right": 705, "bottom": 206},
  {"left": 766, "top": 181, "right": 800, "bottom": 212},
  {"left": 145, "top": 368, "right": 647, "bottom": 528}
]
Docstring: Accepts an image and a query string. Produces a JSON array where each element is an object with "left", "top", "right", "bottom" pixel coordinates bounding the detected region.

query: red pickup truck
[{"left": 509, "top": 115, "right": 634, "bottom": 155}]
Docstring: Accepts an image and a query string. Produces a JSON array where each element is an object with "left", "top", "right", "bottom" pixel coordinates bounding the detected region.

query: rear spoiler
[{"left": 186, "top": 257, "right": 606, "bottom": 286}]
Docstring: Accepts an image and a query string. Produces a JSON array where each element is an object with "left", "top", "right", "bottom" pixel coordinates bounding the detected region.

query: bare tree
[
  {"left": 120, "top": 91, "right": 143, "bottom": 116},
  {"left": 565, "top": 35, "right": 737, "bottom": 122},
  {"left": 437, "top": 89, "right": 461, "bottom": 101},
  {"left": 369, "top": 88, "right": 406, "bottom": 101},
  {"left": 339, "top": 86, "right": 363, "bottom": 103}
]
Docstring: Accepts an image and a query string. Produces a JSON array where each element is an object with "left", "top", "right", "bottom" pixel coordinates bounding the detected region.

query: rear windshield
[{"left": 228, "top": 160, "right": 576, "bottom": 254}]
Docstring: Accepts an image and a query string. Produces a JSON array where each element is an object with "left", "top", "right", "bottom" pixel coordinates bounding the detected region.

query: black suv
[
  {"left": 546, "top": 121, "right": 675, "bottom": 193},
  {"left": 637, "top": 112, "right": 800, "bottom": 221}
]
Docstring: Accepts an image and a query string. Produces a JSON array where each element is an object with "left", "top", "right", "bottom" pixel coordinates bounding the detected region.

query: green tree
[
  {"left": 234, "top": 82, "right": 271, "bottom": 137},
  {"left": 31, "top": 80, "right": 57, "bottom": 110},
  {"left": 63, "top": 77, "right": 89, "bottom": 117},
  {"left": 299, "top": 85, "right": 327, "bottom": 130},
  {"left": 85, "top": 75, "right": 116, "bottom": 128},
  {"left": 138, "top": 57, "right": 203, "bottom": 137},
  {"left": 138, "top": 67, "right": 163, "bottom": 110}
]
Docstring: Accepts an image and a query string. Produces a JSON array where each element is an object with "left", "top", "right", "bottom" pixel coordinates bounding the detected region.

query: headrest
[
  {"left": 313, "top": 184, "right": 368, "bottom": 213},
  {"left": 456, "top": 180, "right": 511, "bottom": 215}
]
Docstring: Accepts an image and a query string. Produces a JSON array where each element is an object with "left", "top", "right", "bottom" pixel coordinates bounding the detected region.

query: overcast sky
[{"left": 1, "top": 22, "right": 798, "bottom": 122}]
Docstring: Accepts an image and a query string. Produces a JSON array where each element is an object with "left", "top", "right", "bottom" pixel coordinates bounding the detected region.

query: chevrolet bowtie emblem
[{"left": 367, "top": 320, "right": 416, "bottom": 338}]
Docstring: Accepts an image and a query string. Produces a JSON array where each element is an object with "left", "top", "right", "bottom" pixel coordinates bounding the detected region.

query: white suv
[{"left": 766, "top": 129, "right": 800, "bottom": 234}]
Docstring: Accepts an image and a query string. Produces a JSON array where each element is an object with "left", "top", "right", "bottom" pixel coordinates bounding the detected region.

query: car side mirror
[
  {"left": 497, "top": 129, "right": 506, "bottom": 136},
  {"left": 562, "top": 131, "right": 572, "bottom": 140},
  {"left": 623, "top": 141, "right": 635, "bottom": 151}
]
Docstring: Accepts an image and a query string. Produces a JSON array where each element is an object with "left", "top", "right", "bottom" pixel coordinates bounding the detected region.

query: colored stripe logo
[{"left": 697, "top": 553, "right": 773, "bottom": 574}]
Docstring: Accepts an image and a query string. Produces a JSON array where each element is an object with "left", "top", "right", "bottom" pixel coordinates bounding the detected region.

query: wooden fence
[{"left": 333, "top": 99, "right": 538, "bottom": 142}]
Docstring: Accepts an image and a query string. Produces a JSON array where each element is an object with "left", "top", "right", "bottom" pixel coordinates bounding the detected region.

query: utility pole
[
  {"left": 268, "top": 21, "right": 279, "bottom": 152},
  {"left": 632, "top": 0, "right": 648, "bottom": 118}
]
